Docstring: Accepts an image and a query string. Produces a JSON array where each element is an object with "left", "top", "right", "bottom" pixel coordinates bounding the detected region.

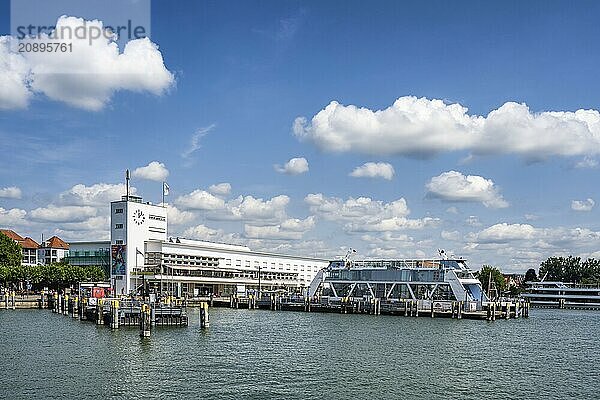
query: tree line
[
  {"left": 0, "top": 262, "right": 106, "bottom": 290},
  {"left": 0, "top": 231, "right": 106, "bottom": 290},
  {"left": 534, "top": 256, "right": 600, "bottom": 284}
]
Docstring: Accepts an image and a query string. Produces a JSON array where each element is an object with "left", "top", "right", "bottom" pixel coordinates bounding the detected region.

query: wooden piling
[
  {"left": 140, "top": 304, "right": 151, "bottom": 337},
  {"left": 96, "top": 299, "right": 104, "bottom": 325},
  {"left": 200, "top": 301, "right": 209, "bottom": 329}
]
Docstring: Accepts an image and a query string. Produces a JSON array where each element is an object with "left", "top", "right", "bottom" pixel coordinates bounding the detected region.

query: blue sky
[{"left": 2, "top": 0, "right": 600, "bottom": 272}]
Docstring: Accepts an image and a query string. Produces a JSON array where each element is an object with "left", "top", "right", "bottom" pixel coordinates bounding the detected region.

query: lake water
[{"left": 0, "top": 307, "right": 598, "bottom": 399}]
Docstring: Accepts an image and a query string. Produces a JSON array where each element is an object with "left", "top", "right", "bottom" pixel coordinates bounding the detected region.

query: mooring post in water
[
  {"left": 63, "top": 294, "right": 69, "bottom": 316},
  {"left": 110, "top": 300, "right": 120, "bottom": 329},
  {"left": 96, "top": 299, "right": 104, "bottom": 325},
  {"left": 199, "top": 301, "right": 209, "bottom": 329},
  {"left": 150, "top": 303, "right": 156, "bottom": 327},
  {"left": 40, "top": 290, "right": 45, "bottom": 309},
  {"left": 72, "top": 296, "right": 78, "bottom": 318},
  {"left": 140, "top": 304, "right": 151, "bottom": 337},
  {"left": 80, "top": 297, "right": 87, "bottom": 320},
  {"left": 457, "top": 301, "right": 462, "bottom": 319},
  {"left": 11, "top": 291, "right": 15, "bottom": 310},
  {"left": 52, "top": 293, "right": 58, "bottom": 313}
]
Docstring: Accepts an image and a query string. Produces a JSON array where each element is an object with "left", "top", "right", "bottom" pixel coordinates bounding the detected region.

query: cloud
[
  {"left": 182, "top": 224, "right": 226, "bottom": 241},
  {"left": 0, "top": 207, "right": 27, "bottom": 226},
  {"left": 0, "top": 37, "right": 31, "bottom": 110},
  {"left": 176, "top": 188, "right": 293, "bottom": 225},
  {"left": 465, "top": 215, "right": 482, "bottom": 226},
  {"left": 468, "top": 223, "right": 600, "bottom": 250},
  {"left": 349, "top": 162, "right": 395, "bottom": 180},
  {"left": 209, "top": 183, "right": 231, "bottom": 196},
  {"left": 30, "top": 205, "right": 97, "bottom": 222},
  {"left": 244, "top": 216, "right": 315, "bottom": 240},
  {"left": 163, "top": 204, "right": 195, "bottom": 226},
  {"left": 575, "top": 156, "right": 598, "bottom": 169},
  {"left": 441, "top": 230, "right": 461, "bottom": 241},
  {"left": 274, "top": 157, "right": 309, "bottom": 175},
  {"left": 60, "top": 183, "right": 133, "bottom": 206},
  {"left": 132, "top": 161, "right": 169, "bottom": 181},
  {"left": 59, "top": 215, "right": 109, "bottom": 232},
  {"left": 294, "top": 96, "right": 600, "bottom": 159},
  {"left": 221, "top": 195, "right": 289, "bottom": 223},
  {"left": 175, "top": 190, "right": 225, "bottom": 210},
  {"left": 182, "top": 124, "right": 215, "bottom": 159},
  {"left": 0, "top": 16, "right": 174, "bottom": 111},
  {"left": 426, "top": 171, "right": 509, "bottom": 208},
  {"left": 305, "top": 193, "right": 436, "bottom": 233},
  {"left": 0, "top": 186, "right": 22, "bottom": 199},
  {"left": 571, "top": 198, "right": 595, "bottom": 212}
]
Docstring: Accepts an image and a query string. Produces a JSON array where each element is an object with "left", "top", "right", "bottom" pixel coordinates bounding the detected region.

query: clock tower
[{"left": 110, "top": 194, "right": 167, "bottom": 295}]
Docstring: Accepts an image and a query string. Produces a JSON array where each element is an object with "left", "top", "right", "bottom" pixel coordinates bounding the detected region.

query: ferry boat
[
  {"left": 308, "top": 254, "right": 490, "bottom": 311},
  {"left": 522, "top": 281, "right": 600, "bottom": 309}
]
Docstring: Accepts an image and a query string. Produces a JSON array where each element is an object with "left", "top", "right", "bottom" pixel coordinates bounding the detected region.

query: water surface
[{"left": 0, "top": 308, "right": 597, "bottom": 399}]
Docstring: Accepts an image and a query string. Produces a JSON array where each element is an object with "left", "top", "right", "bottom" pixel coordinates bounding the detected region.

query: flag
[{"left": 163, "top": 182, "right": 170, "bottom": 196}]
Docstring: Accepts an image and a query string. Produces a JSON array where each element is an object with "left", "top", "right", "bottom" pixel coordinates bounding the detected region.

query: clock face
[{"left": 133, "top": 209, "right": 145, "bottom": 225}]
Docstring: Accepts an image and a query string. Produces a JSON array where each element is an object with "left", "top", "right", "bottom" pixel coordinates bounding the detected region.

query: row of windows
[
  {"left": 224, "top": 258, "right": 319, "bottom": 272},
  {"left": 71, "top": 249, "right": 109, "bottom": 257}
]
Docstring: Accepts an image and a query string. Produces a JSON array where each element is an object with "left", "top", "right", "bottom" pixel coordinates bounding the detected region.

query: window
[
  {"left": 115, "top": 208, "right": 124, "bottom": 214},
  {"left": 115, "top": 224, "right": 123, "bottom": 229}
]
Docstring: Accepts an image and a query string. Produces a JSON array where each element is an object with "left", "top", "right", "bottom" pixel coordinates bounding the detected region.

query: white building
[
  {"left": 110, "top": 195, "right": 167, "bottom": 294},
  {"left": 110, "top": 194, "right": 329, "bottom": 296},
  {"left": 38, "top": 236, "right": 69, "bottom": 265}
]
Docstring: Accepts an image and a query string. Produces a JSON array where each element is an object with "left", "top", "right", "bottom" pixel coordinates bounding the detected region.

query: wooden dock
[{"left": 196, "top": 294, "right": 529, "bottom": 320}]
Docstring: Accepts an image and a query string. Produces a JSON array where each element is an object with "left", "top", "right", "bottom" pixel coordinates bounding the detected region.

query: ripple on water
[{"left": 0, "top": 308, "right": 599, "bottom": 400}]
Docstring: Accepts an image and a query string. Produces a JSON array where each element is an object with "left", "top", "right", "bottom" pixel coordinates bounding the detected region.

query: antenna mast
[{"left": 126, "top": 169, "right": 130, "bottom": 201}]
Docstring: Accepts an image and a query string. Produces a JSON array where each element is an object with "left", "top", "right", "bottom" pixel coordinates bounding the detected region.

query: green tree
[
  {"left": 539, "top": 257, "right": 567, "bottom": 281},
  {"left": 524, "top": 268, "right": 538, "bottom": 283},
  {"left": 581, "top": 258, "right": 600, "bottom": 285},
  {"left": 0, "top": 232, "right": 22, "bottom": 267},
  {"left": 477, "top": 265, "right": 506, "bottom": 298}
]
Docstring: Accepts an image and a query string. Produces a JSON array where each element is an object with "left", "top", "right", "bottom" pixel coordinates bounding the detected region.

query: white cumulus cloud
[
  {"left": 182, "top": 224, "right": 225, "bottom": 241},
  {"left": 60, "top": 183, "right": 133, "bottom": 206},
  {"left": 349, "top": 162, "right": 395, "bottom": 180},
  {"left": 132, "top": 161, "right": 169, "bottom": 182},
  {"left": 0, "top": 16, "right": 174, "bottom": 111},
  {"left": 426, "top": 171, "right": 508, "bottom": 208},
  {"left": 175, "top": 190, "right": 225, "bottom": 210},
  {"left": 30, "top": 205, "right": 97, "bottom": 222},
  {"left": 571, "top": 198, "right": 595, "bottom": 212},
  {"left": 0, "top": 207, "right": 27, "bottom": 226},
  {"left": 0, "top": 186, "right": 22, "bottom": 199},
  {"left": 294, "top": 96, "right": 600, "bottom": 159},
  {"left": 305, "top": 193, "right": 436, "bottom": 233},
  {"left": 209, "top": 183, "right": 231, "bottom": 196},
  {"left": 245, "top": 216, "right": 315, "bottom": 240},
  {"left": 274, "top": 157, "right": 309, "bottom": 175},
  {"left": 0, "top": 37, "right": 31, "bottom": 110}
]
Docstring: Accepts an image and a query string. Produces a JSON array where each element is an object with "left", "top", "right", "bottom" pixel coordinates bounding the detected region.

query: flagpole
[{"left": 162, "top": 181, "right": 165, "bottom": 206}]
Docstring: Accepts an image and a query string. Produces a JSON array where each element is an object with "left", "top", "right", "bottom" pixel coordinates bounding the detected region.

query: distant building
[
  {"left": 0, "top": 229, "right": 40, "bottom": 266},
  {"left": 65, "top": 241, "right": 111, "bottom": 276},
  {"left": 38, "top": 236, "right": 69, "bottom": 265}
]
